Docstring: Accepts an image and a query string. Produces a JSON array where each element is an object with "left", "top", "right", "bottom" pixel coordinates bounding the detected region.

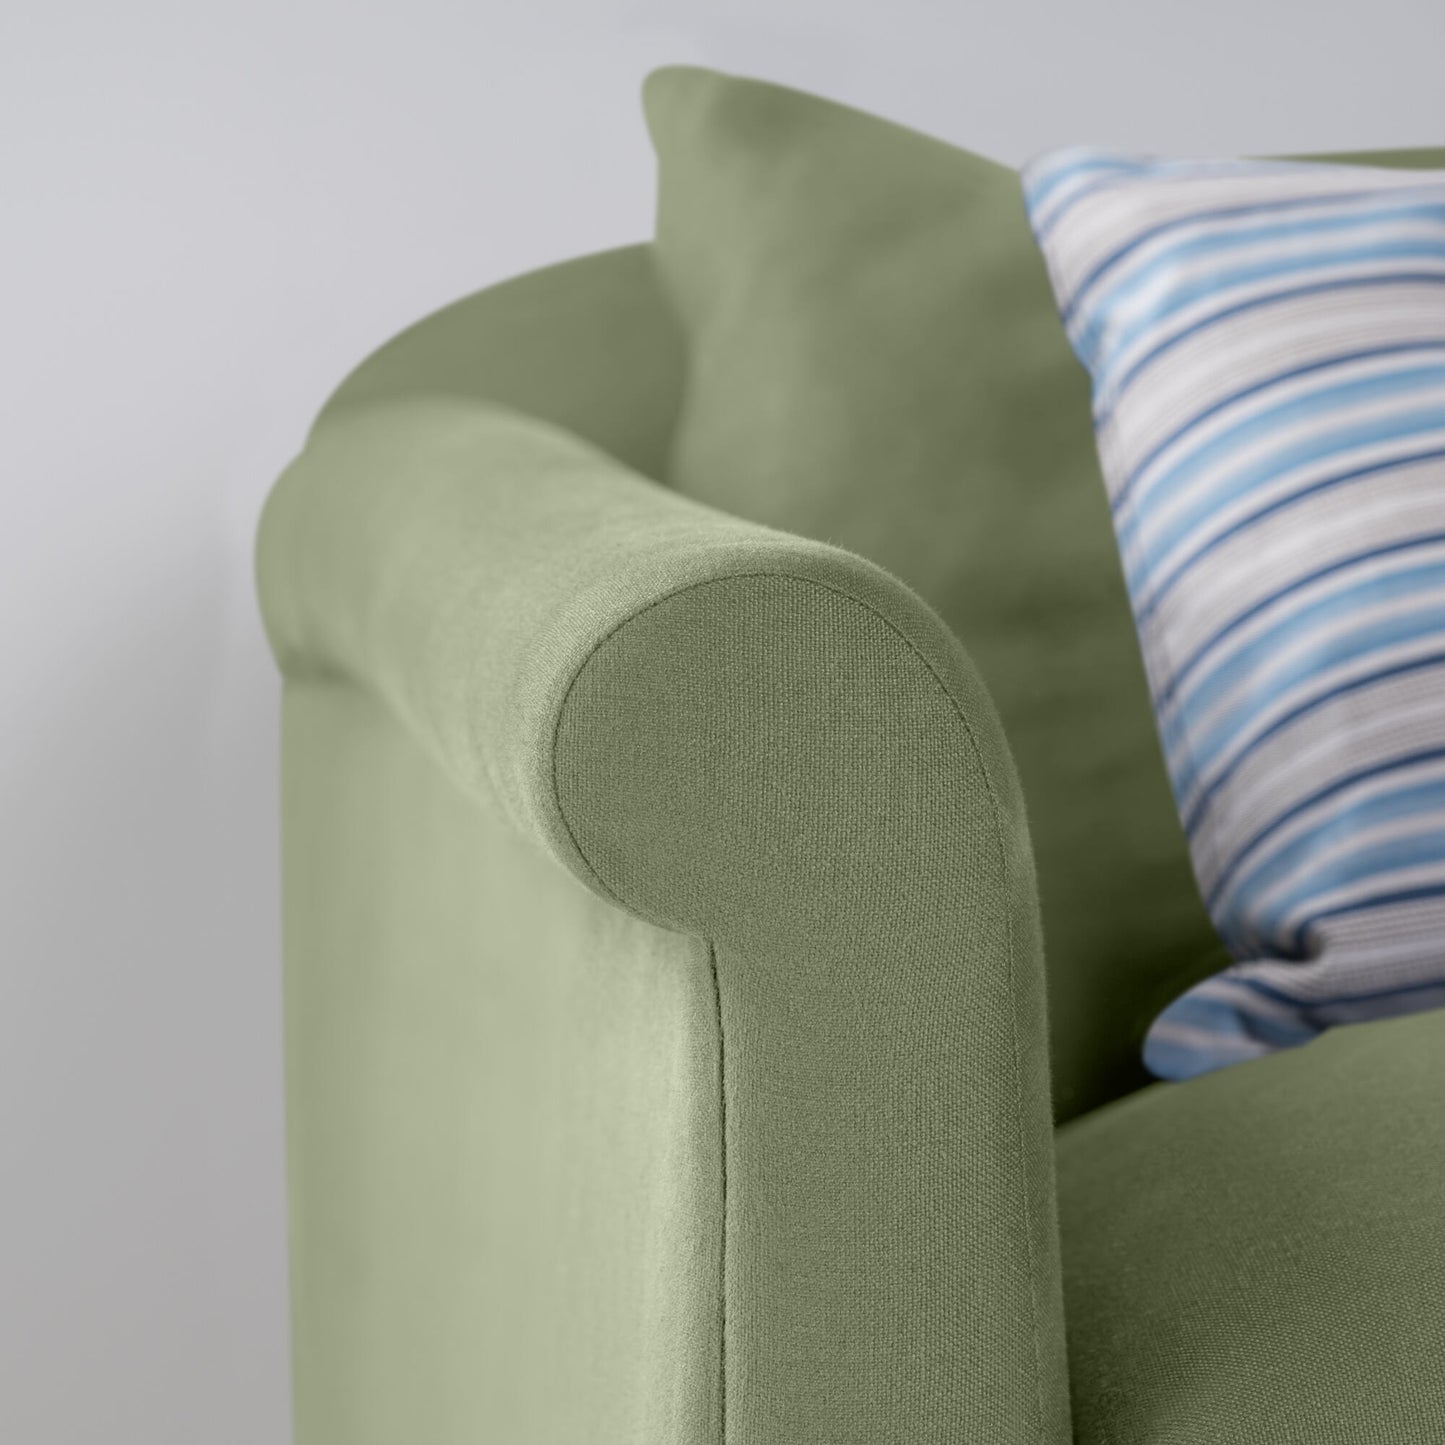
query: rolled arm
[{"left": 257, "top": 393, "right": 1070, "bottom": 1443}]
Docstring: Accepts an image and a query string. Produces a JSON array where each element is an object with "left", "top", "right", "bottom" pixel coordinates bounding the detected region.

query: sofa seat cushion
[{"left": 1056, "top": 1008, "right": 1445, "bottom": 1443}]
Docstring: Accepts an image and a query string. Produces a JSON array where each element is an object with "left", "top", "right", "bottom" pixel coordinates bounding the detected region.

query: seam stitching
[
  {"left": 708, "top": 943, "right": 728, "bottom": 1445},
  {"left": 547, "top": 562, "right": 1050, "bottom": 1439}
]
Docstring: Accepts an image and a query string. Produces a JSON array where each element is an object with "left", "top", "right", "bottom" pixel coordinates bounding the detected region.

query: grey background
[{"left": 3, "top": 2, "right": 1440, "bottom": 1440}]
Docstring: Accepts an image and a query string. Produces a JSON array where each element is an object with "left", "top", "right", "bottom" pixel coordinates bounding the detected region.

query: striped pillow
[{"left": 1021, "top": 147, "right": 1445, "bottom": 1080}]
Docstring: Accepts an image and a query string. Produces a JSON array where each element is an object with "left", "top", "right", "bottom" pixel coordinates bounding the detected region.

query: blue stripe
[
  {"left": 1092, "top": 272, "right": 1445, "bottom": 434},
  {"left": 1021, "top": 151, "right": 1143, "bottom": 219},
  {"left": 1175, "top": 606, "right": 1445, "bottom": 803},
  {"left": 1156, "top": 530, "right": 1445, "bottom": 713},
  {"left": 1180, "top": 651, "right": 1445, "bottom": 836},
  {"left": 1160, "top": 563, "right": 1445, "bottom": 769},
  {"left": 1087, "top": 234, "right": 1445, "bottom": 382},
  {"left": 1237, "top": 827, "right": 1445, "bottom": 954},
  {"left": 1033, "top": 155, "right": 1359, "bottom": 247},
  {"left": 1237, "top": 970, "right": 1445, "bottom": 1013},
  {"left": 1057, "top": 186, "right": 1427, "bottom": 325},
  {"left": 1117, "top": 373, "right": 1445, "bottom": 569},
  {"left": 1135, "top": 446, "right": 1445, "bottom": 629},
  {"left": 1222, "top": 776, "right": 1445, "bottom": 931},
  {"left": 1072, "top": 203, "right": 1445, "bottom": 365},
  {"left": 1124, "top": 401, "right": 1445, "bottom": 596},
  {"left": 1286, "top": 881, "right": 1445, "bottom": 956},
  {"left": 1146, "top": 987, "right": 1319, "bottom": 1047},
  {"left": 1204, "top": 746, "right": 1445, "bottom": 913},
  {"left": 1109, "top": 341, "right": 1445, "bottom": 522}
]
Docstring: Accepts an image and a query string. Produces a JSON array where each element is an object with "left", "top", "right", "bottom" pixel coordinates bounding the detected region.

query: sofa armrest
[{"left": 257, "top": 393, "right": 1070, "bottom": 1443}]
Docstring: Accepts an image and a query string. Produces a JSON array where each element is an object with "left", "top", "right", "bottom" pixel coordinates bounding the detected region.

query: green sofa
[{"left": 257, "top": 71, "right": 1445, "bottom": 1445}]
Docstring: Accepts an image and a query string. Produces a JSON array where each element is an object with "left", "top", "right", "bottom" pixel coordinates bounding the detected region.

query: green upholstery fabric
[
  {"left": 257, "top": 71, "right": 1445, "bottom": 1445},
  {"left": 1273, "top": 146, "right": 1445, "bottom": 168},
  {"left": 259, "top": 393, "right": 1070, "bottom": 1442},
  {"left": 1056, "top": 1008, "right": 1445, "bottom": 1442},
  {"left": 641, "top": 65, "right": 1226, "bottom": 1121},
  {"left": 311, "top": 242, "right": 687, "bottom": 482},
  {"left": 280, "top": 681, "right": 724, "bottom": 1443}
]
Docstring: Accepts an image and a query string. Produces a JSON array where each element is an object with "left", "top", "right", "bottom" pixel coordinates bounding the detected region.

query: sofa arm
[{"left": 257, "top": 393, "right": 1070, "bottom": 1444}]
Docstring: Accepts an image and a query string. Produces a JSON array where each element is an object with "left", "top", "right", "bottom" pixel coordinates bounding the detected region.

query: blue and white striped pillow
[{"left": 1021, "top": 147, "right": 1445, "bottom": 1080}]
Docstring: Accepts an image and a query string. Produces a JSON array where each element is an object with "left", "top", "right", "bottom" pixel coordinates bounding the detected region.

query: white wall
[{"left": 3, "top": 2, "right": 1440, "bottom": 1440}]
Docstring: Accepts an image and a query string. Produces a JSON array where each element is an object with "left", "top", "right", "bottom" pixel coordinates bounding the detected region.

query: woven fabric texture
[
  {"left": 1056, "top": 1007, "right": 1445, "bottom": 1442},
  {"left": 1023, "top": 147, "right": 1445, "bottom": 1079},
  {"left": 258, "top": 379, "right": 1070, "bottom": 1441},
  {"left": 280, "top": 681, "right": 725, "bottom": 1443}
]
